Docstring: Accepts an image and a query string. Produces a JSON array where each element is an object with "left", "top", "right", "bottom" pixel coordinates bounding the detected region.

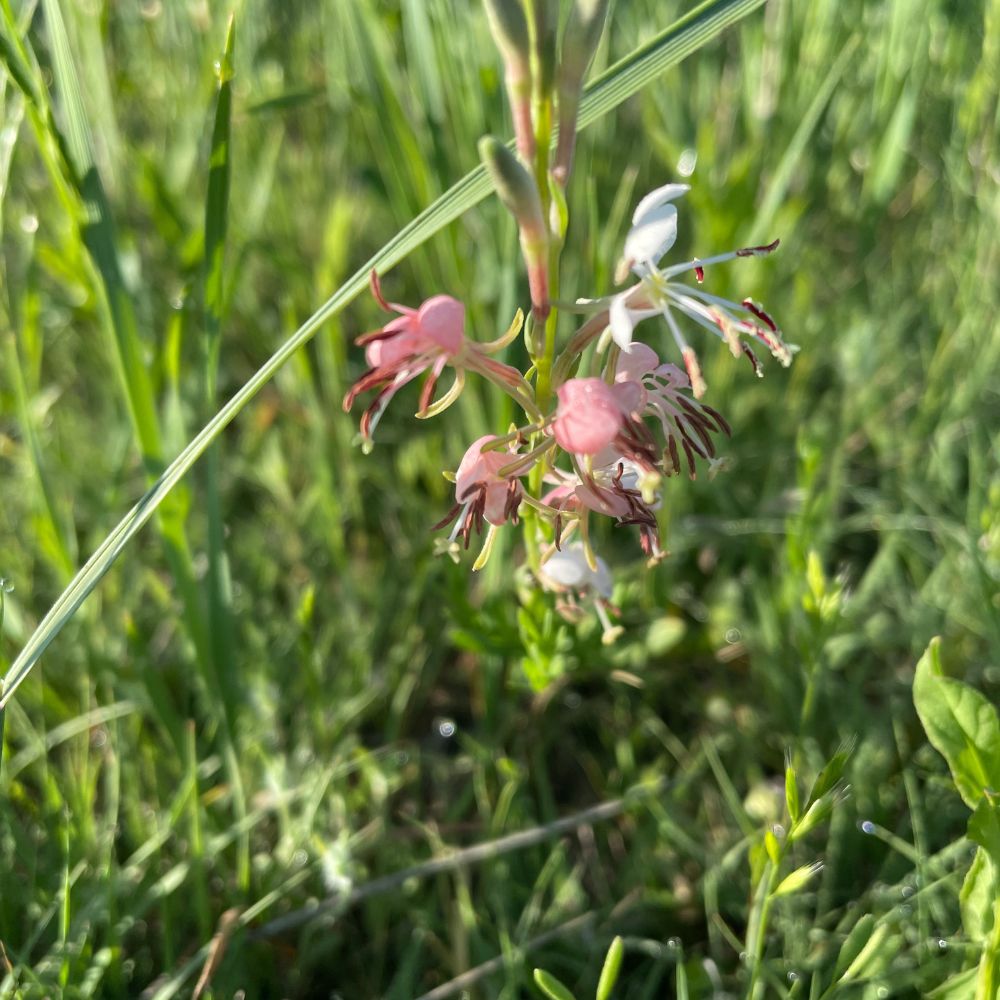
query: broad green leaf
[
  {"left": 0, "top": 0, "right": 768, "bottom": 709},
  {"left": 913, "top": 638, "right": 1000, "bottom": 810},
  {"left": 961, "top": 847, "right": 997, "bottom": 944}
]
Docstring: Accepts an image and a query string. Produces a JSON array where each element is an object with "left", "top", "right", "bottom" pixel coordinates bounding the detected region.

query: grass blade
[{"left": 0, "top": 0, "right": 768, "bottom": 708}]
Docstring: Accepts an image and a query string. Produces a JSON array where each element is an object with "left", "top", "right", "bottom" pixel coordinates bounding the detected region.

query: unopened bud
[
  {"left": 528, "top": 0, "right": 558, "bottom": 97},
  {"left": 554, "top": 0, "right": 609, "bottom": 183},
  {"left": 483, "top": 0, "right": 534, "bottom": 159},
  {"left": 479, "top": 136, "right": 549, "bottom": 316}
]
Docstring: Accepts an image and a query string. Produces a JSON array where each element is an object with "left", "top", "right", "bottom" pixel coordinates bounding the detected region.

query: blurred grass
[{"left": 0, "top": 0, "right": 998, "bottom": 997}]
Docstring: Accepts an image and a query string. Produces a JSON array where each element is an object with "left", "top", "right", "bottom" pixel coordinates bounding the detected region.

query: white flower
[
  {"left": 540, "top": 543, "right": 613, "bottom": 599},
  {"left": 609, "top": 183, "right": 792, "bottom": 398}
]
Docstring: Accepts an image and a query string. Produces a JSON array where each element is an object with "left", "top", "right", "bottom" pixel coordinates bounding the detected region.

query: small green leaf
[
  {"left": 926, "top": 968, "right": 979, "bottom": 1000},
  {"left": 764, "top": 829, "right": 781, "bottom": 865},
  {"left": 534, "top": 968, "right": 577, "bottom": 1000},
  {"left": 837, "top": 922, "right": 897, "bottom": 983},
  {"left": 913, "top": 637, "right": 1000, "bottom": 810},
  {"left": 831, "top": 914, "right": 875, "bottom": 982},
  {"left": 785, "top": 757, "right": 800, "bottom": 823},
  {"left": 596, "top": 936, "right": 624, "bottom": 1000},
  {"left": 805, "top": 738, "right": 855, "bottom": 807}
]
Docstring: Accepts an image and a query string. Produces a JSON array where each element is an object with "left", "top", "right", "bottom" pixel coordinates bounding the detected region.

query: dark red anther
[
  {"left": 742, "top": 298, "right": 778, "bottom": 332},
  {"left": 694, "top": 265, "right": 705, "bottom": 283},
  {"left": 736, "top": 238, "right": 780, "bottom": 258}
]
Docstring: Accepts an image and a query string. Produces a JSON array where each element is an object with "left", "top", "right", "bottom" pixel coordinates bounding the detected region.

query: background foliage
[{"left": 0, "top": 0, "right": 997, "bottom": 996}]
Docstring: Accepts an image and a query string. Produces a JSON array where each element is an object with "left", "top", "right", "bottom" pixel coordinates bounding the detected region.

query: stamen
[
  {"left": 735, "top": 238, "right": 780, "bottom": 257},
  {"left": 369, "top": 268, "right": 393, "bottom": 312},
  {"left": 741, "top": 298, "right": 778, "bottom": 332}
]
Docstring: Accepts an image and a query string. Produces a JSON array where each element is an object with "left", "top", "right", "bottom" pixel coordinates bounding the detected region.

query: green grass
[{"left": 1, "top": 0, "right": 998, "bottom": 997}]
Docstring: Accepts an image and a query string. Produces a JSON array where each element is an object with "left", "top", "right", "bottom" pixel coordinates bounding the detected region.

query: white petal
[
  {"left": 623, "top": 203, "right": 678, "bottom": 270},
  {"left": 541, "top": 548, "right": 589, "bottom": 589},
  {"left": 609, "top": 293, "right": 636, "bottom": 352},
  {"left": 632, "top": 183, "right": 689, "bottom": 226}
]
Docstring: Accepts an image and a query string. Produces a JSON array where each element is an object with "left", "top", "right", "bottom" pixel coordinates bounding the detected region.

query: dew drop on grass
[
  {"left": 667, "top": 937, "right": 681, "bottom": 949},
  {"left": 438, "top": 719, "right": 456, "bottom": 738},
  {"left": 787, "top": 971, "right": 800, "bottom": 982},
  {"left": 725, "top": 627, "right": 742, "bottom": 643},
  {"left": 20, "top": 214, "right": 38, "bottom": 234},
  {"left": 860, "top": 820, "right": 876, "bottom": 834},
  {"left": 292, "top": 849, "right": 307, "bottom": 868},
  {"left": 677, "top": 148, "right": 697, "bottom": 177},
  {"left": 937, "top": 938, "right": 948, "bottom": 950},
  {"left": 901, "top": 884, "right": 915, "bottom": 898}
]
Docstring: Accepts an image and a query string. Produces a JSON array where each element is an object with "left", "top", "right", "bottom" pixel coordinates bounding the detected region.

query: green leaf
[
  {"left": 0, "top": 0, "right": 769, "bottom": 709},
  {"left": 836, "top": 922, "right": 898, "bottom": 984},
  {"left": 831, "top": 913, "right": 875, "bottom": 982},
  {"left": 596, "top": 936, "right": 624, "bottom": 1000},
  {"left": 913, "top": 638, "right": 1000, "bottom": 810},
  {"left": 927, "top": 968, "right": 979, "bottom": 1000},
  {"left": 534, "top": 968, "right": 577, "bottom": 1000},
  {"left": 961, "top": 847, "right": 997, "bottom": 945},
  {"left": 969, "top": 797, "right": 1000, "bottom": 862},
  {"left": 785, "top": 758, "right": 800, "bottom": 823}
]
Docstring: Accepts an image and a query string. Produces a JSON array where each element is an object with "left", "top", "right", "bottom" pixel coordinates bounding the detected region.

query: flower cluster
[{"left": 343, "top": 1, "right": 791, "bottom": 643}]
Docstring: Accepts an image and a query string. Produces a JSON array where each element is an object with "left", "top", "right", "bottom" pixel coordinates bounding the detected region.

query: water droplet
[
  {"left": 20, "top": 214, "right": 38, "bottom": 234},
  {"left": 666, "top": 937, "right": 681, "bottom": 949},
  {"left": 860, "top": 820, "right": 876, "bottom": 834},
  {"left": 900, "top": 904, "right": 912, "bottom": 917},
  {"left": 901, "top": 884, "right": 915, "bottom": 899},
  {"left": 773, "top": 823, "right": 786, "bottom": 838},
  {"left": 937, "top": 938, "right": 948, "bottom": 950},
  {"left": 0, "top": 578, "right": 13, "bottom": 594},
  {"left": 787, "top": 970, "right": 800, "bottom": 982},
  {"left": 876, "top": 987, "right": 889, "bottom": 999},
  {"left": 725, "top": 627, "right": 742, "bottom": 644},
  {"left": 438, "top": 719, "right": 456, "bottom": 738},
  {"left": 739, "top": 951, "right": 748, "bottom": 962},
  {"left": 291, "top": 849, "right": 308, "bottom": 867},
  {"left": 677, "top": 148, "right": 698, "bottom": 178},
  {"left": 91, "top": 729, "right": 107, "bottom": 749}
]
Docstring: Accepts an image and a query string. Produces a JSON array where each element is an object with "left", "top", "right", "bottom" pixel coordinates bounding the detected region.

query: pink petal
[
  {"left": 417, "top": 295, "right": 465, "bottom": 355},
  {"left": 553, "top": 378, "right": 624, "bottom": 455}
]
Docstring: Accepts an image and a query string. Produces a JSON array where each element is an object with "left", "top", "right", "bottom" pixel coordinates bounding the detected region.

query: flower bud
[
  {"left": 528, "top": 0, "right": 558, "bottom": 97},
  {"left": 482, "top": 0, "right": 534, "bottom": 158},
  {"left": 479, "top": 136, "right": 549, "bottom": 316},
  {"left": 554, "top": 0, "right": 609, "bottom": 183}
]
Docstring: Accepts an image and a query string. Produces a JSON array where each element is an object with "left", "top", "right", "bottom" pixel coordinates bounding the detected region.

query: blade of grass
[{"left": 0, "top": 0, "right": 769, "bottom": 709}]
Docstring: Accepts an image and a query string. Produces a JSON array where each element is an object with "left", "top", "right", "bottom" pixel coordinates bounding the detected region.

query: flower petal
[
  {"left": 631, "top": 183, "right": 690, "bottom": 226},
  {"left": 417, "top": 295, "right": 465, "bottom": 354},
  {"left": 624, "top": 202, "right": 678, "bottom": 270},
  {"left": 609, "top": 293, "right": 636, "bottom": 351}
]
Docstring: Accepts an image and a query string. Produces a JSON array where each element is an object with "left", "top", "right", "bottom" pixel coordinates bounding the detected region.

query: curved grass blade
[{"left": 0, "top": 0, "right": 767, "bottom": 709}]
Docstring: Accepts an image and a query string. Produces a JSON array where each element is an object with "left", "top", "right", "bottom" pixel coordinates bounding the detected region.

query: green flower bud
[
  {"left": 482, "top": 0, "right": 534, "bottom": 159},
  {"left": 479, "top": 136, "right": 549, "bottom": 318},
  {"left": 554, "top": 0, "right": 609, "bottom": 184}
]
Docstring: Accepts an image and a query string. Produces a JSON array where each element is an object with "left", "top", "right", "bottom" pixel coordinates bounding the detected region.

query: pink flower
[
  {"left": 344, "top": 271, "right": 534, "bottom": 445},
  {"left": 612, "top": 343, "right": 731, "bottom": 478},
  {"left": 551, "top": 377, "right": 623, "bottom": 455},
  {"left": 434, "top": 435, "right": 524, "bottom": 548},
  {"left": 343, "top": 273, "right": 466, "bottom": 443}
]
